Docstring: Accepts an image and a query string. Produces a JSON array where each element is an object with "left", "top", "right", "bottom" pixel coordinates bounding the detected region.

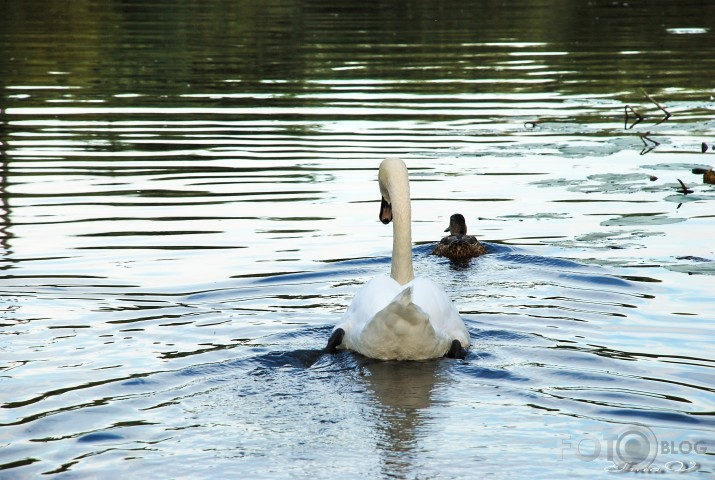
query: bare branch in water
[
  {"left": 638, "top": 132, "right": 660, "bottom": 155},
  {"left": 676, "top": 178, "right": 693, "bottom": 195},
  {"left": 640, "top": 88, "right": 671, "bottom": 125},
  {"left": 624, "top": 105, "right": 643, "bottom": 129}
]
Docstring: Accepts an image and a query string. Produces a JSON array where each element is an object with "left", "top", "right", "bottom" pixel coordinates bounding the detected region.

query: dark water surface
[{"left": 1, "top": 1, "right": 714, "bottom": 478}]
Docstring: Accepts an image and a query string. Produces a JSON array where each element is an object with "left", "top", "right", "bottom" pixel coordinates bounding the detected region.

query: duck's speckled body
[{"left": 432, "top": 214, "right": 486, "bottom": 261}]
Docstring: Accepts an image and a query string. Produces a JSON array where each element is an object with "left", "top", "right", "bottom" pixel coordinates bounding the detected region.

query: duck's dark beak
[
  {"left": 444, "top": 226, "right": 450, "bottom": 232},
  {"left": 379, "top": 197, "right": 392, "bottom": 224}
]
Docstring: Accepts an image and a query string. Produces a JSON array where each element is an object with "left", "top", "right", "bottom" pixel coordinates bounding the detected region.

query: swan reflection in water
[{"left": 359, "top": 359, "right": 450, "bottom": 476}]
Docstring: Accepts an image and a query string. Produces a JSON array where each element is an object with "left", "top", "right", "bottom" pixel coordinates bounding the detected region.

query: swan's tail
[{"left": 358, "top": 287, "right": 446, "bottom": 360}]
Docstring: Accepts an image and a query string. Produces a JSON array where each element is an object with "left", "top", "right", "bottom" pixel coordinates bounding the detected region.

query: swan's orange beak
[{"left": 379, "top": 197, "right": 392, "bottom": 224}]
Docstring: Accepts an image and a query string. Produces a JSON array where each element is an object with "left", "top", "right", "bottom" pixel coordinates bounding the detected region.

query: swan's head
[
  {"left": 444, "top": 213, "right": 468, "bottom": 235},
  {"left": 378, "top": 158, "right": 408, "bottom": 225}
]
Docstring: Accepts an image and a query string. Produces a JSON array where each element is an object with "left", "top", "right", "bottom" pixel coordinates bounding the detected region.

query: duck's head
[{"left": 444, "top": 213, "right": 468, "bottom": 235}]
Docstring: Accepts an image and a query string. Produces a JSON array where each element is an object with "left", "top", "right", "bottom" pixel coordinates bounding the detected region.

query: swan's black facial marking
[{"left": 380, "top": 197, "right": 393, "bottom": 224}]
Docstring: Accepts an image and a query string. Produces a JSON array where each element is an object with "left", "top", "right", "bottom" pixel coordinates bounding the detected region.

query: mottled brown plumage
[{"left": 432, "top": 214, "right": 486, "bottom": 261}]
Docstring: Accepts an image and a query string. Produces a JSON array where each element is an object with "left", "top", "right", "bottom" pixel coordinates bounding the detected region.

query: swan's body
[
  {"left": 432, "top": 213, "right": 486, "bottom": 261},
  {"left": 327, "top": 158, "right": 469, "bottom": 360}
]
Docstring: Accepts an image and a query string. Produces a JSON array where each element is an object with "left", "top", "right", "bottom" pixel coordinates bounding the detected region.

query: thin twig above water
[
  {"left": 624, "top": 105, "right": 643, "bottom": 129},
  {"left": 676, "top": 178, "right": 693, "bottom": 195},
  {"left": 641, "top": 88, "right": 671, "bottom": 125}
]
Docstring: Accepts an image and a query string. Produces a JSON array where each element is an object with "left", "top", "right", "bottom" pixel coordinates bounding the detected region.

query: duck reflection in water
[{"left": 432, "top": 214, "right": 486, "bottom": 262}]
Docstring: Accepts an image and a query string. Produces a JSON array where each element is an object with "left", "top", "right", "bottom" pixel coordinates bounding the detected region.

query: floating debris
[
  {"left": 691, "top": 167, "right": 715, "bottom": 184},
  {"left": 702, "top": 142, "right": 709, "bottom": 153},
  {"left": 676, "top": 179, "right": 694, "bottom": 194}
]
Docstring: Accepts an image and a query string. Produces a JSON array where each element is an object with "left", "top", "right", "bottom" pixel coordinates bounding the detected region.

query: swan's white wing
[
  {"left": 410, "top": 277, "right": 470, "bottom": 348},
  {"left": 354, "top": 286, "right": 446, "bottom": 360},
  {"left": 335, "top": 275, "right": 401, "bottom": 333},
  {"left": 335, "top": 275, "right": 469, "bottom": 360}
]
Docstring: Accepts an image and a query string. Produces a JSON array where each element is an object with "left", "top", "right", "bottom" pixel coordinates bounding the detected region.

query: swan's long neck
[{"left": 388, "top": 169, "right": 415, "bottom": 285}]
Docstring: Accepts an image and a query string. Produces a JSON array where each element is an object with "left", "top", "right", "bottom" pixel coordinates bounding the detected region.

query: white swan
[{"left": 326, "top": 158, "right": 470, "bottom": 360}]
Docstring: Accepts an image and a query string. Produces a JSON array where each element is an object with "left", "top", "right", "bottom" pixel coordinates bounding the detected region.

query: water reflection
[
  {"left": 0, "top": 114, "right": 10, "bottom": 266},
  {"left": 2, "top": 0, "right": 715, "bottom": 478},
  {"left": 361, "top": 360, "right": 442, "bottom": 476}
]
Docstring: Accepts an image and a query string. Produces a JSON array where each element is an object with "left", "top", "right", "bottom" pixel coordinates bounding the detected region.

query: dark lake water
[{"left": 1, "top": 1, "right": 715, "bottom": 478}]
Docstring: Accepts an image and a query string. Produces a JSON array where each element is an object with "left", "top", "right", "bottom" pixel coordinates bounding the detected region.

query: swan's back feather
[{"left": 336, "top": 276, "right": 469, "bottom": 360}]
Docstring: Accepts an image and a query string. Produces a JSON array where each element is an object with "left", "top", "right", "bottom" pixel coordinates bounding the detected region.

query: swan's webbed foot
[
  {"left": 326, "top": 328, "right": 345, "bottom": 354},
  {"left": 445, "top": 339, "right": 467, "bottom": 359}
]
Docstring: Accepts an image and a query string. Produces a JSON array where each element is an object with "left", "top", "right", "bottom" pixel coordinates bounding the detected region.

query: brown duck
[{"left": 432, "top": 214, "right": 486, "bottom": 261}]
